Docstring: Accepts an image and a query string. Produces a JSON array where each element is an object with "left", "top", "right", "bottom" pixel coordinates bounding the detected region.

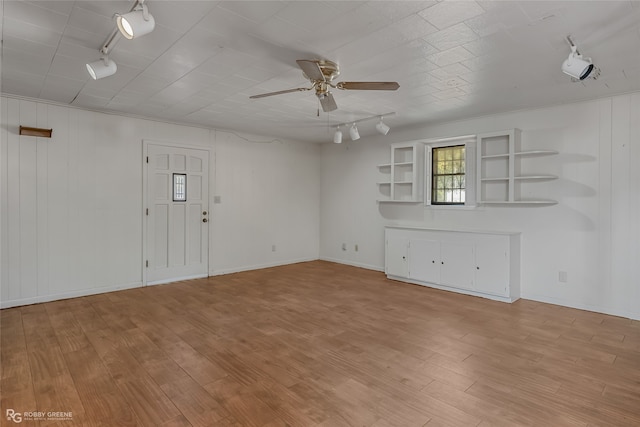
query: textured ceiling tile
[
  {"left": 380, "top": 13, "right": 439, "bottom": 42},
  {"left": 67, "top": 4, "right": 115, "bottom": 35},
  {"left": 276, "top": 1, "right": 343, "bottom": 30},
  {"left": 418, "top": 0, "right": 485, "bottom": 30},
  {"left": 366, "top": 1, "right": 439, "bottom": 21},
  {"left": 147, "top": 1, "right": 219, "bottom": 34},
  {"left": 429, "top": 63, "right": 473, "bottom": 81},
  {"left": 426, "top": 46, "right": 475, "bottom": 67},
  {"left": 2, "top": 17, "right": 63, "bottom": 47},
  {"left": 1, "top": 46, "right": 54, "bottom": 75},
  {"left": 5, "top": 1, "right": 69, "bottom": 33},
  {"left": 217, "top": 1, "right": 288, "bottom": 24},
  {"left": 465, "top": 4, "right": 530, "bottom": 37},
  {"left": 1, "top": 76, "right": 45, "bottom": 98},
  {"left": 422, "top": 22, "right": 479, "bottom": 52}
]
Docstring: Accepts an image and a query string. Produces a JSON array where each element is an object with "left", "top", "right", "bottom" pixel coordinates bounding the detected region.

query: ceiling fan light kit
[
  {"left": 250, "top": 59, "right": 400, "bottom": 113},
  {"left": 86, "top": 0, "right": 155, "bottom": 80}
]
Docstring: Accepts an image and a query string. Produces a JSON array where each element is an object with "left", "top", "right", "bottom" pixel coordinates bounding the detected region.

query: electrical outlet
[
  {"left": 355, "top": 244, "right": 359, "bottom": 252},
  {"left": 341, "top": 243, "right": 346, "bottom": 251},
  {"left": 559, "top": 271, "right": 568, "bottom": 283}
]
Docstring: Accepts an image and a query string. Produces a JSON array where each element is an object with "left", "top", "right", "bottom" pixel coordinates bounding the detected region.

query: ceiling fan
[{"left": 249, "top": 59, "right": 400, "bottom": 112}]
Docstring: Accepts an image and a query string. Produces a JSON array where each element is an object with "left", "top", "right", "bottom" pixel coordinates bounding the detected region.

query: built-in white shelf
[
  {"left": 514, "top": 150, "right": 559, "bottom": 157},
  {"left": 377, "top": 142, "right": 424, "bottom": 203},
  {"left": 477, "top": 129, "right": 558, "bottom": 206},
  {"left": 514, "top": 175, "right": 558, "bottom": 180},
  {"left": 480, "top": 200, "right": 558, "bottom": 205}
]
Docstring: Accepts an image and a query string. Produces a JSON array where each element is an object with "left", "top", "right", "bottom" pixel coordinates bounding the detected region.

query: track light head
[
  {"left": 333, "top": 127, "right": 343, "bottom": 144},
  {"left": 86, "top": 56, "right": 117, "bottom": 80},
  {"left": 375, "top": 117, "right": 390, "bottom": 135},
  {"left": 117, "top": 2, "right": 155, "bottom": 40},
  {"left": 561, "top": 37, "right": 600, "bottom": 81},
  {"left": 349, "top": 123, "right": 360, "bottom": 141}
]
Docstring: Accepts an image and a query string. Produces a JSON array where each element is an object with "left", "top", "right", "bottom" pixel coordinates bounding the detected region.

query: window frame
[{"left": 424, "top": 135, "right": 477, "bottom": 208}]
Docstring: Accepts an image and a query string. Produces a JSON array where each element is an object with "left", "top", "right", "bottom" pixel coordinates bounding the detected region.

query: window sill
[{"left": 425, "top": 203, "right": 477, "bottom": 210}]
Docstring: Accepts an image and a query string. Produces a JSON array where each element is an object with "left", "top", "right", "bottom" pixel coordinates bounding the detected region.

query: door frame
[{"left": 142, "top": 139, "right": 212, "bottom": 286}]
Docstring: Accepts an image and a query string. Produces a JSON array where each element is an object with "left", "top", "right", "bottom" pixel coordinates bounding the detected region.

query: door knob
[{"left": 202, "top": 218, "right": 208, "bottom": 223}]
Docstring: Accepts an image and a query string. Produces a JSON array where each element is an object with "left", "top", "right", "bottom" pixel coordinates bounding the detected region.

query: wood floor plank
[{"left": 1, "top": 261, "right": 639, "bottom": 426}]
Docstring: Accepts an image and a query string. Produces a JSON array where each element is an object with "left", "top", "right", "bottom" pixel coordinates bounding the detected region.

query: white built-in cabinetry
[
  {"left": 377, "top": 142, "right": 424, "bottom": 203},
  {"left": 476, "top": 129, "right": 558, "bottom": 205},
  {"left": 385, "top": 226, "right": 520, "bottom": 303}
]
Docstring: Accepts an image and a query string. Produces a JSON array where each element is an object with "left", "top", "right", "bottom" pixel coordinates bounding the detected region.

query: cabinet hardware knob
[
  {"left": 402, "top": 256, "right": 406, "bottom": 260},
  {"left": 477, "top": 266, "right": 480, "bottom": 270},
  {"left": 202, "top": 218, "right": 208, "bottom": 223},
  {"left": 432, "top": 260, "right": 435, "bottom": 263},
  {"left": 441, "top": 261, "right": 444, "bottom": 265}
]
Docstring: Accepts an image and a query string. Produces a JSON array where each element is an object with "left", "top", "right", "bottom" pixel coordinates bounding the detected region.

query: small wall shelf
[
  {"left": 476, "top": 129, "right": 558, "bottom": 205},
  {"left": 377, "top": 142, "right": 424, "bottom": 203}
]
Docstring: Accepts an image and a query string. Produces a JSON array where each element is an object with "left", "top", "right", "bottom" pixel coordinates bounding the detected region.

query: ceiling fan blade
[
  {"left": 336, "top": 81, "right": 400, "bottom": 91},
  {"left": 318, "top": 92, "right": 338, "bottom": 112},
  {"left": 249, "top": 87, "right": 310, "bottom": 99},
  {"left": 296, "top": 60, "right": 325, "bottom": 81}
]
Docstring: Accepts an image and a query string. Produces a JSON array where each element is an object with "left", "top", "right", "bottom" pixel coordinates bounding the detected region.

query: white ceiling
[{"left": 2, "top": 1, "right": 639, "bottom": 143}]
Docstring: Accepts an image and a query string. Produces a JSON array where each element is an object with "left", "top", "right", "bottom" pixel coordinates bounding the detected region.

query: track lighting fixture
[
  {"left": 86, "top": 56, "right": 117, "bottom": 80},
  {"left": 333, "top": 127, "right": 343, "bottom": 144},
  {"left": 328, "top": 112, "right": 396, "bottom": 143},
  {"left": 86, "top": 1, "right": 155, "bottom": 80},
  {"left": 117, "top": 1, "right": 155, "bottom": 40},
  {"left": 349, "top": 124, "right": 360, "bottom": 141},
  {"left": 375, "top": 117, "right": 390, "bottom": 135},
  {"left": 562, "top": 36, "right": 600, "bottom": 81}
]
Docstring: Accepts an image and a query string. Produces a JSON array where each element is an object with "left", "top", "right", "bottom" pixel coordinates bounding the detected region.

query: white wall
[
  {"left": 0, "top": 96, "right": 320, "bottom": 308},
  {"left": 320, "top": 93, "right": 640, "bottom": 320}
]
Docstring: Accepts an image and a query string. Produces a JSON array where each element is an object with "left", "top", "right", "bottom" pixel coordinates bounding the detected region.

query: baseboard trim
[
  {"left": 318, "top": 257, "right": 384, "bottom": 272},
  {"left": 0, "top": 281, "right": 143, "bottom": 309},
  {"left": 210, "top": 257, "right": 318, "bottom": 276},
  {"left": 147, "top": 274, "right": 208, "bottom": 286},
  {"left": 521, "top": 292, "right": 640, "bottom": 321}
]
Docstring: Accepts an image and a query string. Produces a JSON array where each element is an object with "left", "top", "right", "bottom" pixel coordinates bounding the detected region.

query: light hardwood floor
[{"left": 1, "top": 261, "right": 639, "bottom": 426}]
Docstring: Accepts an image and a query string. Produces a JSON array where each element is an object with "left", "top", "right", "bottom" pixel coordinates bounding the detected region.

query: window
[
  {"left": 431, "top": 145, "right": 465, "bottom": 205},
  {"left": 173, "top": 173, "right": 187, "bottom": 201},
  {"left": 424, "top": 135, "right": 476, "bottom": 207}
]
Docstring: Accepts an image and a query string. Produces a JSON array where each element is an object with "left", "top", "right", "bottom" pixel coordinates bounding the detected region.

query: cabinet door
[
  {"left": 408, "top": 239, "right": 440, "bottom": 283},
  {"left": 475, "top": 236, "right": 509, "bottom": 296},
  {"left": 386, "top": 235, "right": 409, "bottom": 277},
  {"left": 440, "top": 241, "right": 475, "bottom": 290}
]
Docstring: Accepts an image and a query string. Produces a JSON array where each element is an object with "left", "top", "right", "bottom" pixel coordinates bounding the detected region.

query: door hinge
[
  {"left": 146, "top": 208, "right": 149, "bottom": 216},
  {"left": 146, "top": 156, "right": 149, "bottom": 163},
  {"left": 145, "top": 260, "right": 149, "bottom": 268}
]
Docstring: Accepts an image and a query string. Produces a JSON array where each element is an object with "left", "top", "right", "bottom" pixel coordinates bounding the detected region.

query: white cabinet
[
  {"left": 378, "top": 142, "right": 424, "bottom": 203},
  {"left": 385, "top": 227, "right": 520, "bottom": 302},
  {"left": 476, "top": 129, "right": 558, "bottom": 205},
  {"left": 385, "top": 234, "right": 409, "bottom": 277},
  {"left": 408, "top": 239, "right": 440, "bottom": 283}
]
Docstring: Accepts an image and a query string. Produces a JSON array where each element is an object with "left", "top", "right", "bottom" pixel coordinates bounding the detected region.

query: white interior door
[{"left": 145, "top": 144, "right": 209, "bottom": 285}]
